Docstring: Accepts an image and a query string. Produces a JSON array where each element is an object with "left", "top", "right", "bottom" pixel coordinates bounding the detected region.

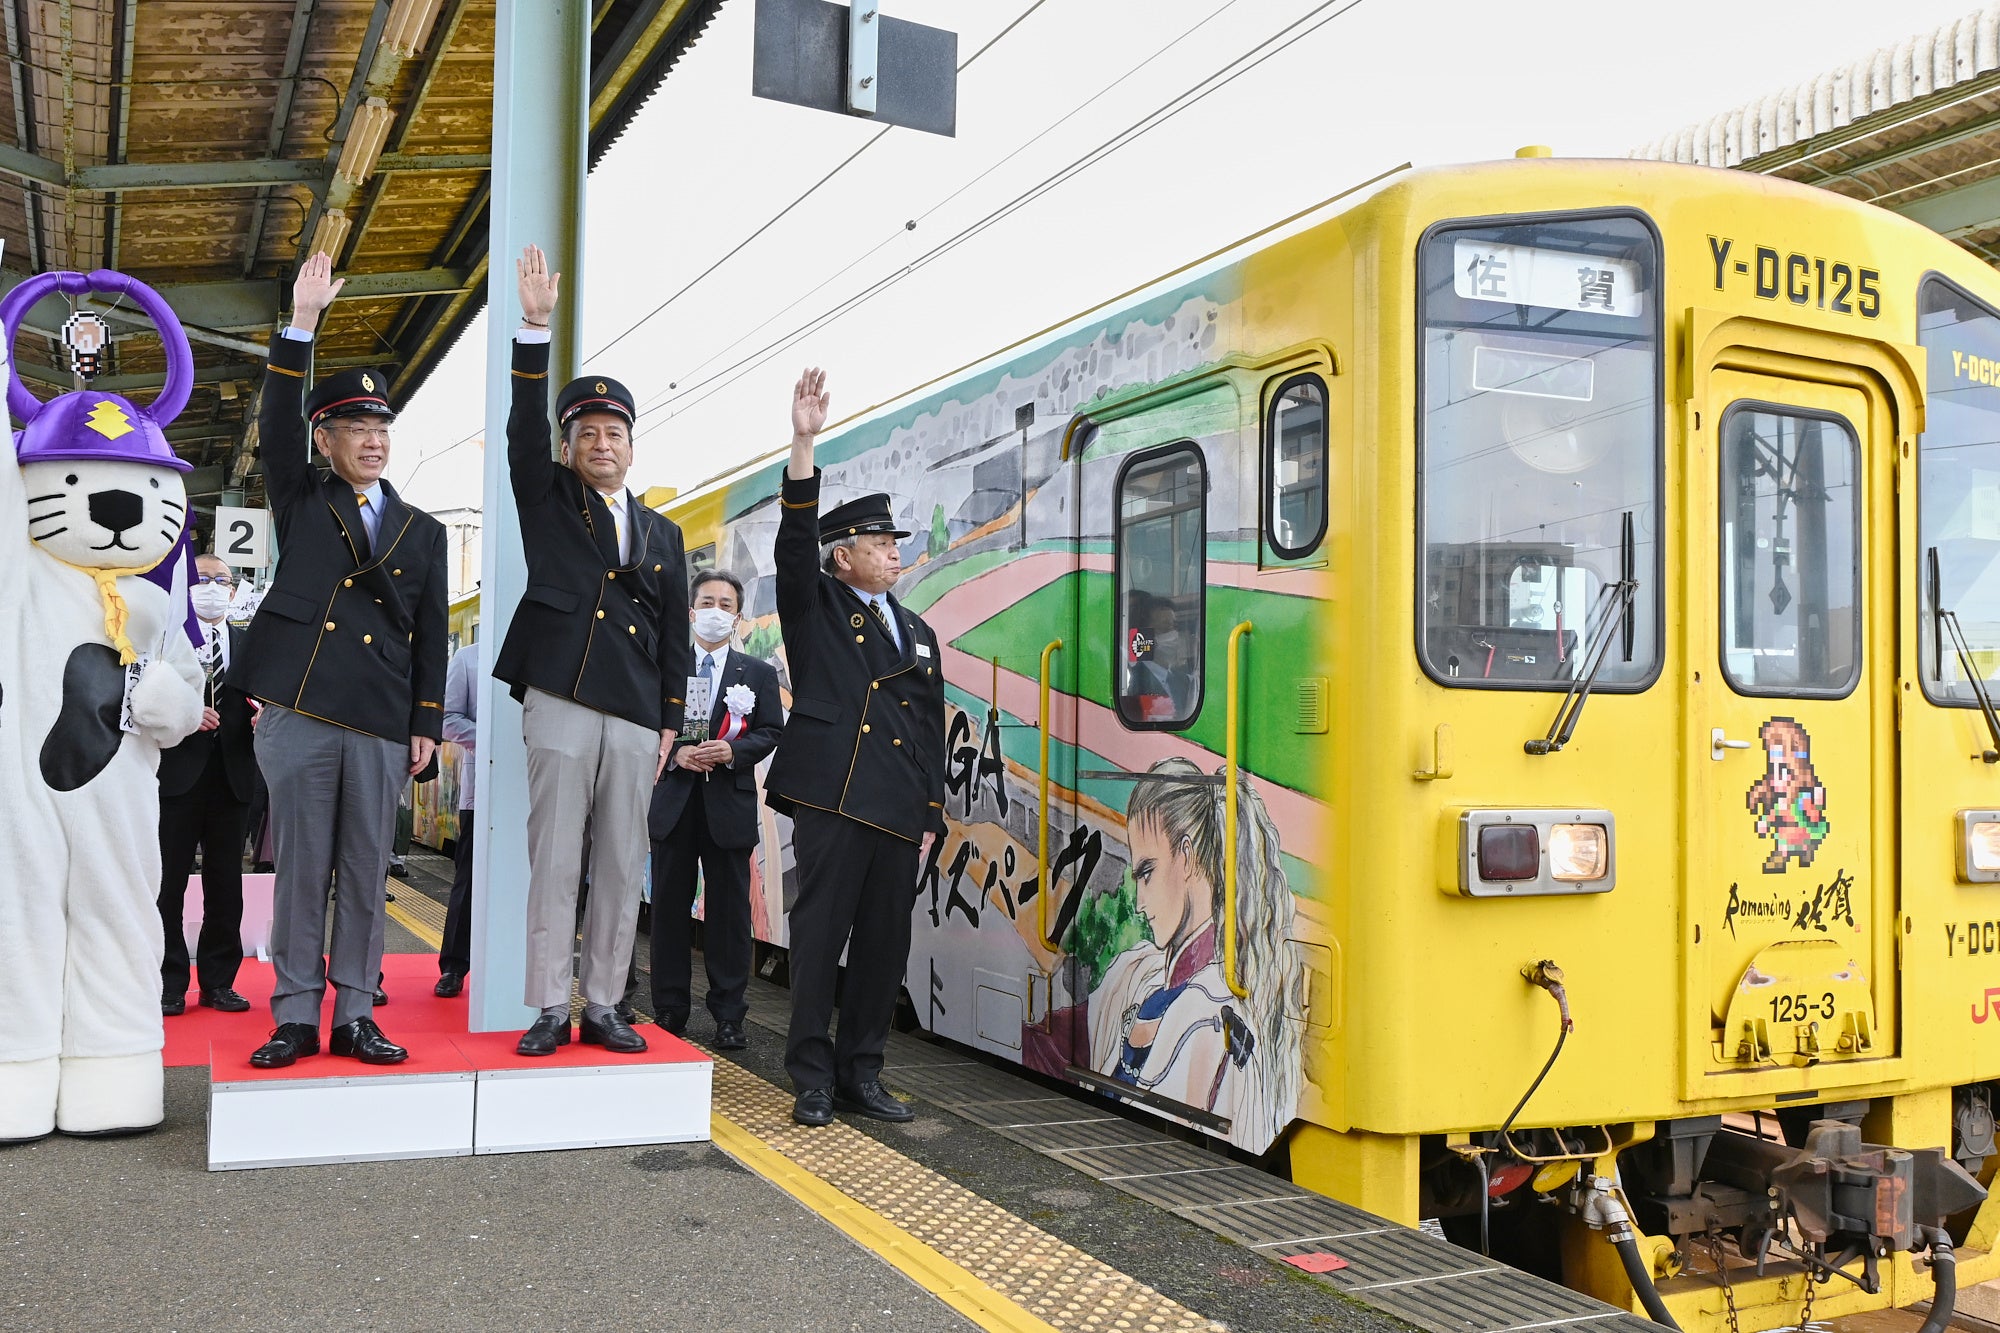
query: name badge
[
  {"left": 915, "top": 643, "right": 932, "bottom": 658},
  {"left": 118, "top": 654, "right": 154, "bottom": 734}
]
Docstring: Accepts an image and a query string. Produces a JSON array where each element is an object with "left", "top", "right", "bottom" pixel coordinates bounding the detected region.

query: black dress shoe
[
  {"left": 713, "top": 1020, "right": 747, "bottom": 1051},
  {"left": 516, "top": 1014, "right": 571, "bottom": 1056},
  {"left": 833, "top": 1081, "right": 915, "bottom": 1122},
  {"left": 199, "top": 987, "right": 250, "bottom": 1013},
  {"left": 792, "top": 1088, "right": 834, "bottom": 1127},
  {"left": 654, "top": 1010, "right": 688, "bottom": 1036},
  {"left": 162, "top": 989, "right": 186, "bottom": 1017},
  {"left": 580, "top": 1011, "right": 648, "bottom": 1054},
  {"left": 433, "top": 971, "right": 464, "bottom": 999},
  {"left": 329, "top": 1016, "right": 408, "bottom": 1064},
  {"left": 373, "top": 986, "right": 389, "bottom": 1006},
  {"left": 250, "top": 1023, "right": 319, "bottom": 1069},
  {"left": 384, "top": 890, "right": 397, "bottom": 903},
  {"left": 614, "top": 1000, "right": 639, "bottom": 1026}
]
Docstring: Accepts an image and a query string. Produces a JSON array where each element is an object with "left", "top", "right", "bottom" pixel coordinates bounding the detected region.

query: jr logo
[{"left": 1974, "top": 987, "right": 2000, "bottom": 1024}]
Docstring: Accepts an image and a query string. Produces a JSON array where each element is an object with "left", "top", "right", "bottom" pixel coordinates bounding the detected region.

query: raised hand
[
  {"left": 787, "top": 367, "right": 830, "bottom": 481},
  {"left": 517, "top": 244, "right": 561, "bottom": 327},
  {"left": 290, "top": 252, "right": 345, "bottom": 334},
  {"left": 791, "top": 367, "right": 830, "bottom": 440}
]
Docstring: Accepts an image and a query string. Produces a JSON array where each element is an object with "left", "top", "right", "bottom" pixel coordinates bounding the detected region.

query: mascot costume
[{"left": 0, "top": 268, "right": 206, "bottom": 1142}]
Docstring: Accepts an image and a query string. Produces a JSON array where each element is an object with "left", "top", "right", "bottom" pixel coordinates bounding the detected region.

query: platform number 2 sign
[{"left": 213, "top": 505, "right": 272, "bottom": 568}]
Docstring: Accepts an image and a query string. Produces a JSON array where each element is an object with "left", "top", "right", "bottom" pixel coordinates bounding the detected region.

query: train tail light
[{"left": 1477, "top": 825, "right": 1540, "bottom": 880}]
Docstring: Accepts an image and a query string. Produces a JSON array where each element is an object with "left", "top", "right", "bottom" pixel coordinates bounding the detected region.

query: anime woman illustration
[
  {"left": 1745, "top": 716, "right": 1828, "bottom": 873},
  {"left": 1081, "top": 758, "right": 1302, "bottom": 1149}
]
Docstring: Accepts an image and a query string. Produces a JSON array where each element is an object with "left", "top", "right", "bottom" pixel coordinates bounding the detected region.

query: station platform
[{"left": 0, "top": 855, "right": 1704, "bottom": 1330}]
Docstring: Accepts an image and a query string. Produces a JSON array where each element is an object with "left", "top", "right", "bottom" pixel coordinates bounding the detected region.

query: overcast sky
[{"left": 385, "top": 0, "right": 1988, "bottom": 519}]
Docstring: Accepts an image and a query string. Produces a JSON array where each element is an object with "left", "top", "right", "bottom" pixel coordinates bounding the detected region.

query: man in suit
[
  {"left": 767, "top": 368, "right": 947, "bottom": 1127},
  {"left": 228, "top": 252, "right": 448, "bottom": 1069},
  {"left": 647, "top": 569, "right": 784, "bottom": 1049},
  {"left": 494, "top": 245, "right": 691, "bottom": 1058},
  {"left": 434, "top": 639, "right": 479, "bottom": 998},
  {"left": 157, "top": 552, "right": 257, "bottom": 1017}
]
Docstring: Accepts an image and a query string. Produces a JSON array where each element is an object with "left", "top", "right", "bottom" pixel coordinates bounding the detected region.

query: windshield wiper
[
  {"left": 1526, "top": 513, "right": 1637, "bottom": 756},
  {"left": 1929, "top": 545, "right": 2000, "bottom": 764}
]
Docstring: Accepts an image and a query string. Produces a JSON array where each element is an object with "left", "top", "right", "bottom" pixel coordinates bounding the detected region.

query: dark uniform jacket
[
  {"left": 649, "top": 648, "right": 785, "bottom": 850},
  {"left": 763, "top": 469, "right": 946, "bottom": 842},
  {"left": 228, "top": 332, "right": 448, "bottom": 743},
  {"left": 491, "top": 339, "right": 691, "bottom": 733},
  {"left": 160, "top": 623, "right": 257, "bottom": 802}
]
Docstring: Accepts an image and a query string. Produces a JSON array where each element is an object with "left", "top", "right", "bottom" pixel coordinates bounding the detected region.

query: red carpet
[{"left": 166, "top": 953, "right": 706, "bottom": 1079}]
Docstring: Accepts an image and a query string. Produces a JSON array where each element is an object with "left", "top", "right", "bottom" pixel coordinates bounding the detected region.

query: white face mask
[
  {"left": 191, "top": 585, "right": 233, "bottom": 621},
  {"left": 692, "top": 607, "right": 737, "bottom": 642}
]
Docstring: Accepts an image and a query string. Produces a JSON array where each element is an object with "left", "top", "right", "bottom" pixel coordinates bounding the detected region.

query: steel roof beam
[
  {"left": 1893, "top": 174, "right": 2000, "bottom": 240},
  {"left": 1, "top": 268, "right": 472, "bottom": 337},
  {"left": 12, "top": 360, "right": 260, "bottom": 392}
]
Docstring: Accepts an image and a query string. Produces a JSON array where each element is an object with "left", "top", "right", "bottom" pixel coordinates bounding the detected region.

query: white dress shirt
[{"left": 849, "top": 586, "right": 901, "bottom": 651}]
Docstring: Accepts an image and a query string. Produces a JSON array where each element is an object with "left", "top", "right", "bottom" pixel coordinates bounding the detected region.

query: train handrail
[
  {"left": 1037, "top": 639, "right": 1063, "bottom": 949},
  {"left": 1224, "top": 620, "right": 1254, "bottom": 999}
]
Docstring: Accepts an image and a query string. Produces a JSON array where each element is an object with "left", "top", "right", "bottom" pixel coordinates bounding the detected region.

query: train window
[
  {"left": 1116, "top": 444, "right": 1206, "bottom": 729},
  {"left": 1718, "top": 406, "right": 1861, "bottom": 697},
  {"left": 1917, "top": 277, "right": 2000, "bottom": 707},
  {"left": 1417, "top": 212, "right": 1661, "bottom": 690},
  {"left": 1266, "top": 375, "right": 1327, "bottom": 558}
]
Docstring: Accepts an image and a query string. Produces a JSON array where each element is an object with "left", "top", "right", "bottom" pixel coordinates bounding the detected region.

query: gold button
[
  {"left": 654, "top": 564, "right": 662, "bottom": 572},
  {"left": 343, "top": 578, "right": 353, "bottom": 588},
  {"left": 392, "top": 568, "right": 401, "bottom": 576},
  {"left": 324, "top": 621, "right": 336, "bottom": 630},
  {"left": 855, "top": 634, "right": 865, "bottom": 643},
  {"left": 607, "top": 571, "right": 617, "bottom": 580},
  {"left": 363, "top": 634, "right": 373, "bottom": 644},
  {"left": 871, "top": 682, "right": 879, "bottom": 690},
  {"left": 862, "top": 724, "right": 871, "bottom": 734},
  {"left": 892, "top": 738, "right": 902, "bottom": 746},
  {"left": 628, "top": 625, "right": 637, "bottom": 634},
  {"left": 596, "top": 610, "right": 605, "bottom": 620},
  {"left": 900, "top": 700, "right": 908, "bottom": 706}
]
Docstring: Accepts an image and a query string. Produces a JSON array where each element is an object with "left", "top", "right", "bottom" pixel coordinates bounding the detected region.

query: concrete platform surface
[{"left": 5, "top": 1066, "right": 975, "bottom": 1333}]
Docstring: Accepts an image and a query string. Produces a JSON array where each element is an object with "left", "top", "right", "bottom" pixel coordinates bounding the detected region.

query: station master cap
[
  {"left": 556, "top": 374, "right": 636, "bottom": 430},
  {"left": 304, "top": 367, "right": 397, "bottom": 427},
  {"left": 819, "top": 492, "right": 910, "bottom": 543}
]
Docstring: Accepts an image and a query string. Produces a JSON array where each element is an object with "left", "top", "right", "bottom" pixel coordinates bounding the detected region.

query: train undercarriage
[{"left": 1351, "top": 1090, "right": 2000, "bottom": 1332}]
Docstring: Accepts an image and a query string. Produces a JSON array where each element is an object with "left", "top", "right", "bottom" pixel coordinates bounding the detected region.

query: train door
[
  {"left": 1681, "top": 315, "right": 1918, "bottom": 1097},
  {"left": 1041, "top": 373, "right": 1251, "bottom": 1136}
]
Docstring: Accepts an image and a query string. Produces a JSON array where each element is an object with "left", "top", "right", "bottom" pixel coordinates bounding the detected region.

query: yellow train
[{"left": 659, "top": 150, "right": 2000, "bottom": 1328}]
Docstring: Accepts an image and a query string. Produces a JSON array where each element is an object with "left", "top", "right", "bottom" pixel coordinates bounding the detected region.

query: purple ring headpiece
[{"left": 1, "top": 268, "right": 195, "bottom": 472}]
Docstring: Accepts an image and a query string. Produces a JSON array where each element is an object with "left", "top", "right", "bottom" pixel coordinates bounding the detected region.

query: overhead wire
[
  {"left": 585, "top": 0, "right": 1059, "bottom": 362},
  {"left": 631, "top": 0, "right": 1253, "bottom": 414},
  {"left": 635, "top": 0, "right": 1374, "bottom": 435}
]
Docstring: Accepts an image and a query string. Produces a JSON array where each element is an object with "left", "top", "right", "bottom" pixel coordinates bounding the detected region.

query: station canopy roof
[
  {"left": 1636, "top": 5, "right": 2000, "bottom": 275},
  {"left": 0, "top": 0, "right": 720, "bottom": 504}
]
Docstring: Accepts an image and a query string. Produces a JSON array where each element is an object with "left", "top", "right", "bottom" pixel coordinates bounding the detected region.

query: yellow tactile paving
[{"left": 709, "top": 1056, "right": 1223, "bottom": 1333}]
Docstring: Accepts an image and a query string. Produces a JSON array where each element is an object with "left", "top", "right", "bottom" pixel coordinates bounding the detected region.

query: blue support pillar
[{"left": 469, "top": 0, "right": 590, "bottom": 1034}]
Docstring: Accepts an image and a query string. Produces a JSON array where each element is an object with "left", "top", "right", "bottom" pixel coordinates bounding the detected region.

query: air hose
[
  {"left": 1614, "top": 1231, "right": 1682, "bottom": 1332},
  {"left": 1917, "top": 1229, "right": 1957, "bottom": 1333}
]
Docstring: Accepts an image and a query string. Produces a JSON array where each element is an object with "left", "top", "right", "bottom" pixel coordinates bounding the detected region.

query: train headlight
[
  {"left": 1548, "top": 824, "right": 1609, "bottom": 881},
  {"left": 1453, "top": 809, "right": 1616, "bottom": 897},
  {"left": 1959, "top": 811, "right": 2000, "bottom": 882}
]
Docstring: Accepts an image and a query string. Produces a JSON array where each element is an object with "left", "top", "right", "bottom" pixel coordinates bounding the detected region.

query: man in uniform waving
[
  {"left": 493, "top": 245, "right": 691, "bottom": 1057},
  {"left": 766, "top": 368, "right": 947, "bottom": 1126}
]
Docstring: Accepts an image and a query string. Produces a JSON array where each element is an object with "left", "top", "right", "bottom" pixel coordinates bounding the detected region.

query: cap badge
[
  {"left": 595, "top": 381, "right": 607, "bottom": 393},
  {"left": 361, "top": 373, "right": 376, "bottom": 392}
]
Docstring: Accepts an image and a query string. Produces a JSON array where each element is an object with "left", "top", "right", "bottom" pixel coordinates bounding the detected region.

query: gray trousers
[
  {"left": 522, "top": 688, "right": 657, "bottom": 1011},
  {"left": 256, "top": 704, "right": 404, "bottom": 1028}
]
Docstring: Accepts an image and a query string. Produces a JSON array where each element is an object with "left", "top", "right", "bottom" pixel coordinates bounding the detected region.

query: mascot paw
[
  {"left": 129, "top": 660, "right": 203, "bottom": 743},
  {"left": 55, "top": 1053, "right": 164, "bottom": 1136},
  {"left": 0, "top": 1057, "right": 60, "bottom": 1143}
]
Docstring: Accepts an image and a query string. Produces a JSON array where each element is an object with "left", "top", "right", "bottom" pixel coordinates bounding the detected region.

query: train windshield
[
  {"left": 1418, "top": 213, "right": 1660, "bottom": 689},
  {"left": 1917, "top": 277, "right": 2000, "bottom": 705}
]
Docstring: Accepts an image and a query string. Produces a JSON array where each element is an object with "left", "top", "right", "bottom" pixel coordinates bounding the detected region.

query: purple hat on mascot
[{"left": 0, "top": 268, "right": 196, "bottom": 471}]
